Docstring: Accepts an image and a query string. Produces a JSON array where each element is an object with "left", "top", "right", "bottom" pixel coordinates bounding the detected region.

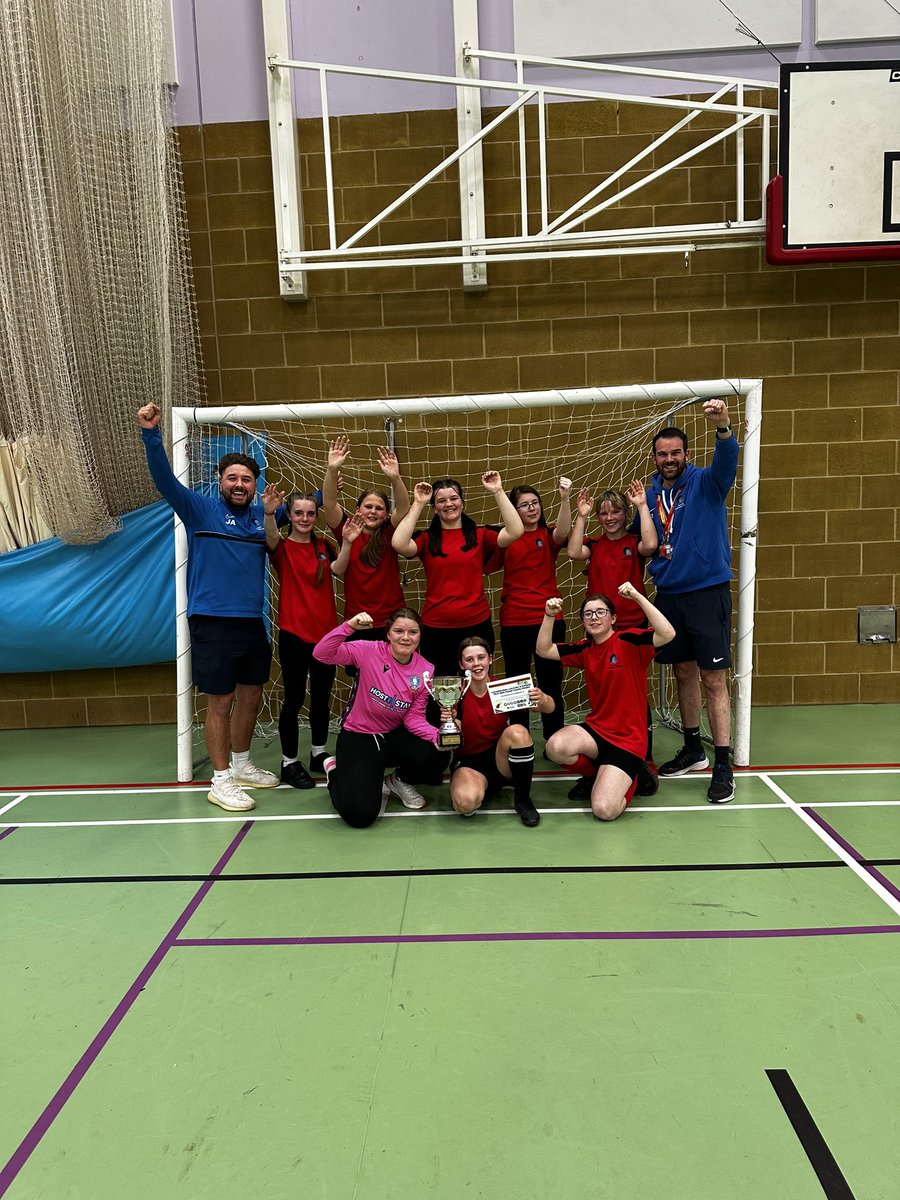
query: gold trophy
[{"left": 423, "top": 671, "right": 472, "bottom": 749}]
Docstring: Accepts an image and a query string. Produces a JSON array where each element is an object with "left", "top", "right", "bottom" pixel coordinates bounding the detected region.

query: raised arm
[
  {"left": 566, "top": 487, "right": 592, "bottom": 562},
  {"left": 618, "top": 582, "right": 675, "bottom": 648},
  {"left": 483, "top": 471, "right": 524, "bottom": 548},
  {"left": 391, "top": 481, "right": 431, "bottom": 557},
  {"left": 313, "top": 612, "right": 372, "bottom": 666},
  {"left": 262, "top": 483, "right": 285, "bottom": 549},
  {"left": 331, "top": 510, "right": 365, "bottom": 577},
  {"left": 536, "top": 596, "right": 564, "bottom": 661},
  {"left": 703, "top": 398, "right": 739, "bottom": 497},
  {"left": 552, "top": 476, "right": 573, "bottom": 544},
  {"left": 626, "top": 479, "right": 658, "bottom": 556},
  {"left": 136, "top": 402, "right": 204, "bottom": 521},
  {"left": 322, "top": 435, "right": 351, "bottom": 530},
  {"left": 376, "top": 446, "right": 411, "bottom": 525}
]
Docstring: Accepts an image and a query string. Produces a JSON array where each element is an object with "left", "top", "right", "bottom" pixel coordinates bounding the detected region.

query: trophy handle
[
  {"left": 459, "top": 669, "right": 472, "bottom": 699},
  {"left": 422, "top": 670, "right": 433, "bottom": 698}
]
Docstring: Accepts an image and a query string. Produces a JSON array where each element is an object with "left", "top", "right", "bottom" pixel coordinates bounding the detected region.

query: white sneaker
[
  {"left": 208, "top": 778, "right": 256, "bottom": 812},
  {"left": 230, "top": 761, "right": 280, "bottom": 788},
  {"left": 384, "top": 773, "right": 426, "bottom": 810}
]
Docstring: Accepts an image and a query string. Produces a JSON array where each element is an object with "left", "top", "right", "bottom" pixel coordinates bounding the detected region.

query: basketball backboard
[{"left": 766, "top": 60, "right": 900, "bottom": 264}]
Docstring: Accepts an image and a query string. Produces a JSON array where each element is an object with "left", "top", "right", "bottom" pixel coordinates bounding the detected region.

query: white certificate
[{"left": 487, "top": 674, "right": 534, "bottom": 714}]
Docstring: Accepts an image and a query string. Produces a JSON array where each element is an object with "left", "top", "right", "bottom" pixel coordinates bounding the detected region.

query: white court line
[
  {"left": 0, "top": 794, "right": 28, "bottom": 817},
  {"left": 760, "top": 773, "right": 900, "bottom": 919},
  {"left": 2, "top": 765, "right": 898, "bottom": 802},
  {"left": 7, "top": 798, "right": 900, "bottom": 830}
]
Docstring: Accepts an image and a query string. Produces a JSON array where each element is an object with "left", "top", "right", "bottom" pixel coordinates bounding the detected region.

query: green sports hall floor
[{"left": 1, "top": 704, "right": 898, "bottom": 1200}]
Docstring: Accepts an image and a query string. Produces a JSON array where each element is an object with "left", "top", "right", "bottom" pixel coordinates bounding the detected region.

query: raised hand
[
  {"left": 618, "top": 581, "right": 637, "bottom": 600},
  {"left": 137, "top": 403, "right": 161, "bottom": 429},
  {"left": 376, "top": 446, "right": 401, "bottom": 479},
  {"left": 626, "top": 479, "right": 646, "bottom": 507},
  {"left": 413, "top": 481, "right": 433, "bottom": 504},
  {"left": 261, "top": 483, "right": 284, "bottom": 515},
  {"left": 544, "top": 596, "right": 564, "bottom": 617},
  {"left": 702, "top": 398, "right": 731, "bottom": 427},
  {"left": 348, "top": 611, "right": 374, "bottom": 630},
  {"left": 576, "top": 486, "right": 593, "bottom": 520},
  {"left": 481, "top": 469, "right": 502, "bottom": 494},
  {"left": 327, "top": 435, "right": 351, "bottom": 470},
  {"left": 558, "top": 475, "right": 572, "bottom": 498},
  {"left": 343, "top": 511, "right": 366, "bottom": 542}
]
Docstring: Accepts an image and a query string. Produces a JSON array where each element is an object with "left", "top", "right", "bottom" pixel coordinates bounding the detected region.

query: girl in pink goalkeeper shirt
[{"left": 313, "top": 607, "right": 450, "bottom": 827}]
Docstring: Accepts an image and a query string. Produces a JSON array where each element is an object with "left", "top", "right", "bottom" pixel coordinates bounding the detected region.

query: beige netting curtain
[{"left": 0, "top": 0, "right": 203, "bottom": 546}]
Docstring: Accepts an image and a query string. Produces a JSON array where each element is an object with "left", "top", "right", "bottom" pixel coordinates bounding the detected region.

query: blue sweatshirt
[
  {"left": 141, "top": 426, "right": 268, "bottom": 618},
  {"left": 638, "top": 433, "right": 739, "bottom": 595}
]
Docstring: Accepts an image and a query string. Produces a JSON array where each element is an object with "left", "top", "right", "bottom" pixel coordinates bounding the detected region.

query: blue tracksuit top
[
  {"left": 637, "top": 433, "right": 739, "bottom": 595},
  {"left": 141, "top": 426, "right": 268, "bottom": 618}
]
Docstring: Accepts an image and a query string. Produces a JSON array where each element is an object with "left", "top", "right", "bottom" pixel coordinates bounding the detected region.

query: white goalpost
[{"left": 171, "top": 379, "right": 762, "bottom": 782}]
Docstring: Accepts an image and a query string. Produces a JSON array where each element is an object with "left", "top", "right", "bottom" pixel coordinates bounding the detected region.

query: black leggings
[
  {"left": 329, "top": 728, "right": 451, "bottom": 828},
  {"left": 277, "top": 629, "right": 336, "bottom": 757},
  {"left": 500, "top": 620, "right": 566, "bottom": 739},
  {"left": 420, "top": 618, "right": 495, "bottom": 677}
]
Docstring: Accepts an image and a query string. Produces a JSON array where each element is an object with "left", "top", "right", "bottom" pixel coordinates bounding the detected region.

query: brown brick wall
[{"left": 3, "top": 99, "right": 898, "bottom": 727}]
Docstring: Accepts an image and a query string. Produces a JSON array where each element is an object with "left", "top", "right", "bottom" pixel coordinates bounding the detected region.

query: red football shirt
[
  {"left": 271, "top": 537, "right": 338, "bottom": 643},
  {"left": 412, "top": 526, "right": 499, "bottom": 627},
  {"left": 458, "top": 683, "right": 509, "bottom": 755},
  {"left": 334, "top": 518, "right": 405, "bottom": 624},
  {"left": 583, "top": 533, "right": 648, "bottom": 631},
  {"left": 557, "top": 629, "right": 656, "bottom": 756},
  {"left": 496, "top": 526, "right": 564, "bottom": 626}
]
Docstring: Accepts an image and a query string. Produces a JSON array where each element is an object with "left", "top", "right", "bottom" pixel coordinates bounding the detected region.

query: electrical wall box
[{"left": 857, "top": 606, "right": 897, "bottom": 644}]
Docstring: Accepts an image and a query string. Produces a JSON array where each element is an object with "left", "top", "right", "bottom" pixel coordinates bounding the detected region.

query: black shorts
[
  {"left": 451, "top": 746, "right": 507, "bottom": 797},
  {"left": 189, "top": 615, "right": 272, "bottom": 695},
  {"left": 579, "top": 723, "right": 643, "bottom": 778},
  {"left": 652, "top": 582, "right": 732, "bottom": 669}
]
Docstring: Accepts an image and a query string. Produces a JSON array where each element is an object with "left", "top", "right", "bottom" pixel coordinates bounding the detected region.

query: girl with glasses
[{"left": 537, "top": 585, "right": 674, "bottom": 822}]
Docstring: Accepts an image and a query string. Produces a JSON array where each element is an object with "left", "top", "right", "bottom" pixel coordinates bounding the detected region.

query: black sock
[
  {"left": 507, "top": 745, "right": 534, "bottom": 802},
  {"left": 714, "top": 745, "right": 731, "bottom": 767},
  {"left": 684, "top": 726, "right": 702, "bottom": 753}
]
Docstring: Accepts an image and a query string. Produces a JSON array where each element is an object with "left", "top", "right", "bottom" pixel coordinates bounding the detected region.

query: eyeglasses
[
  {"left": 583, "top": 608, "right": 611, "bottom": 620},
  {"left": 516, "top": 500, "right": 541, "bottom": 510}
]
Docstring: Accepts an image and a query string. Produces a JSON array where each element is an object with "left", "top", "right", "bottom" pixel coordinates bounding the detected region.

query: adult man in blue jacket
[
  {"left": 641, "top": 398, "right": 739, "bottom": 803},
  {"left": 137, "top": 401, "right": 279, "bottom": 812}
]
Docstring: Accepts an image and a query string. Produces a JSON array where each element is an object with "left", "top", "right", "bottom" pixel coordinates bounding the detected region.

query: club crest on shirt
[
  {"left": 623, "top": 547, "right": 631, "bottom": 557},
  {"left": 536, "top": 538, "right": 543, "bottom": 548},
  {"left": 408, "top": 674, "right": 421, "bottom": 690},
  {"left": 610, "top": 654, "right": 618, "bottom": 665}
]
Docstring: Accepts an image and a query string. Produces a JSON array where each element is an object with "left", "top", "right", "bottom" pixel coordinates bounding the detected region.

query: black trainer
[
  {"left": 514, "top": 796, "right": 541, "bottom": 827},
  {"left": 707, "top": 762, "right": 735, "bottom": 804},
  {"left": 635, "top": 759, "right": 659, "bottom": 797},
  {"left": 658, "top": 746, "right": 709, "bottom": 777},
  {"left": 568, "top": 775, "right": 594, "bottom": 801},
  {"left": 281, "top": 760, "right": 315, "bottom": 790},
  {"left": 309, "top": 752, "right": 329, "bottom": 774}
]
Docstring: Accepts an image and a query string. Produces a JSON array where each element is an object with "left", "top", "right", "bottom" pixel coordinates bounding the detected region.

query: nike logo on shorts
[{"left": 713, "top": 656, "right": 724, "bottom": 663}]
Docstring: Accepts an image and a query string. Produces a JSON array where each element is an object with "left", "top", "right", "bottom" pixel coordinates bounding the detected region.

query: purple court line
[
  {"left": 805, "top": 806, "right": 900, "bottom": 906},
  {"left": 0, "top": 827, "right": 17, "bottom": 843},
  {"left": 0, "top": 820, "right": 253, "bottom": 1198},
  {"left": 173, "top": 924, "right": 900, "bottom": 947}
]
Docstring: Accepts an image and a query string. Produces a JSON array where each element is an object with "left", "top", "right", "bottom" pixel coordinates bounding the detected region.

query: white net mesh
[
  {"left": 182, "top": 389, "right": 749, "bottom": 764},
  {"left": 0, "top": 0, "right": 202, "bottom": 544}
]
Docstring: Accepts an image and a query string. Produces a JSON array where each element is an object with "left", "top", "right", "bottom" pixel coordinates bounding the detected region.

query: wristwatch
[{"left": 716, "top": 424, "right": 732, "bottom": 437}]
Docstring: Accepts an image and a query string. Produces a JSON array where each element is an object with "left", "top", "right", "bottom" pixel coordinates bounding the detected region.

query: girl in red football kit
[
  {"left": 567, "top": 481, "right": 660, "bottom": 794},
  {"left": 494, "top": 478, "right": 572, "bottom": 742},
  {"left": 391, "top": 472, "right": 523, "bottom": 675},
  {"left": 264, "top": 488, "right": 339, "bottom": 789},
  {"left": 448, "top": 637, "right": 555, "bottom": 827},
  {"left": 537, "top": 583, "right": 674, "bottom": 821},
  {"left": 321, "top": 435, "right": 410, "bottom": 635}
]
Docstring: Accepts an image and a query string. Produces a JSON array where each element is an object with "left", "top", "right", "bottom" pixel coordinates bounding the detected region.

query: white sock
[
  {"left": 311, "top": 744, "right": 326, "bottom": 757},
  {"left": 231, "top": 750, "right": 250, "bottom": 770},
  {"left": 323, "top": 755, "right": 337, "bottom": 777},
  {"left": 282, "top": 756, "right": 298, "bottom": 767},
  {"left": 212, "top": 769, "right": 231, "bottom": 786}
]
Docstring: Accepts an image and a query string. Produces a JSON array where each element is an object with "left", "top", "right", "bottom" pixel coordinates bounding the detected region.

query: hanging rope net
[{"left": 0, "top": 0, "right": 203, "bottom": 545}]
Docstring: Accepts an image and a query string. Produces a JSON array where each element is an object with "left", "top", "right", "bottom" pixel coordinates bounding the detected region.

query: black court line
[
  {"left": 2, "top": 857, "right": 899, "bottom": 885},
  {"left": 766, "top": 1069, "right": 856, "bottom": 1199}
]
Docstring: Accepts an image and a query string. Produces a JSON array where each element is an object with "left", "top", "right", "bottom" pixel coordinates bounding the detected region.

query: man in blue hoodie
[
  {"left": 137, "top": 401, "right": 280, "bottom": 812},
  {"left": 641, "top": 398, "right": 739, "bottom": 803}
]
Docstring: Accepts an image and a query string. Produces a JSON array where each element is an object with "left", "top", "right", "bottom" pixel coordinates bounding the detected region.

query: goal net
[{"left": 172, "top": 380, "right": 762, "bottom": 780}]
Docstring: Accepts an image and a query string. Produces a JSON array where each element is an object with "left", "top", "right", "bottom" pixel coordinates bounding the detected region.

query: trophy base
[{"left": 438, "top": 731, "right": 462, "bottom": 750}]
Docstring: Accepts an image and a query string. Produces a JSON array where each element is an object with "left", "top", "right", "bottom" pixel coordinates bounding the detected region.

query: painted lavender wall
[{"left": 170, "top": 0, "right": 897, "bottom": 126}]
